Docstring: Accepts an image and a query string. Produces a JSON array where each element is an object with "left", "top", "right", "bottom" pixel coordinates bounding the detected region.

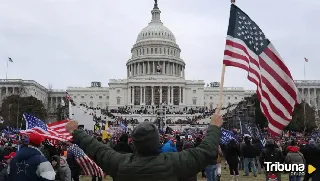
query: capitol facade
[{"left": 2, "top": 2, "right": 317, "bottom": 122}]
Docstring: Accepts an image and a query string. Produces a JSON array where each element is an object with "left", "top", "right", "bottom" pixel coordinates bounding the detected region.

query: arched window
[
  {"left": 160, "top": 48, "right": 162, "bottom": 54},
  {"left": 139, "top": 49, "right": 141, "bottom": 55},
  {"left": 155, "top": 48, "right": 157, "bottom": 54},
  {"left": 136, "top": 50, "right": 138, "bottom": 56},
  {"left": 167, "top": 48, "right": 169, "bottom": 55},
  {"left": 171, "top": 50, "right": 173, "bottom": 55},
  {"left": 151, "top": 48, "right": 153, "bottom": 54},
  {"left": 147, "top": 48, "right": 149, "bottom": 54},
  {"left": 164, "top": 48, "right": 166, "bottom": 54},
  {"left": 143, "top": 49, "right": 145, "bottom": 55},
  {"left": 174, "top": 50, "right": 175, "bottom": 56}
]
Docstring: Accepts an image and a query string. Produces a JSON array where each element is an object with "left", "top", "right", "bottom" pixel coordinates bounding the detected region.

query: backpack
[{"left": 265, "top": 149, "right": 281, "bottom": 163}]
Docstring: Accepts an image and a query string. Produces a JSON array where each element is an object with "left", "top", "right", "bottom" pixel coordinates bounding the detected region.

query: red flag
[{"left": 223, "top": 5, "right": 300, "bottom": 136}]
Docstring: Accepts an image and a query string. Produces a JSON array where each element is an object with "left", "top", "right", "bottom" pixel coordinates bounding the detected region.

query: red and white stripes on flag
[
  {"left": 68, "top": 144, "right": 104, "bottom": 178},
  {"left": 47, "top": 120, "right": 73, "bottom": 140},
  {"left": 21, "top": 120, "right": 72, "bottom": 143},
  {"left": 223, "top": 36, "right": 300, "bottom": 135}
]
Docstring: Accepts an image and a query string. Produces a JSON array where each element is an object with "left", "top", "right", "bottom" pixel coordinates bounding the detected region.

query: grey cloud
[{"left": 0, "top": 0, "right": 318, "bottom": 90}]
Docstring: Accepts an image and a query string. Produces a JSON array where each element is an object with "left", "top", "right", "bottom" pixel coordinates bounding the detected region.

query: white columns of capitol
[
  {"left": 173, "top": 63, "right": 175, "bottom": 75},
  {"left": 147, "top": 62, "right": 150, "bottom": 74},
  {"left": 143, "top": 62, "right": 145, "bottom": 74},
  {"left": 170, "top": 86, "right": 173, "bottom": 104},
  {"left": 140, "top": 87, "right": 143, "bottom": 105},
  {"left": 180, "top": 87, "right": 183, "bottom": 104},
  {"left": 183, "top": 66, "right": 185, "bottom": 78},
  {"left": 132, "top": 87, "right": 135, "bottom": 105},
  {"left": 127, "top": 87, "right": 131, "bottom": 105},
  {"left": 151, "top": 86, "right": 154, "bottom": 105},
  {"left": 153, "top": 62, "right": 155, "bottom": 74},
  {"left": 143, "top": 86, "right": 146, "bottom": 104},
  {"left": 163, "top": 62, "right": 165, "bottom": 75},
  {"left": 167, "top": 87, "right": 170, "bottom": 105},
  {"left": 132, "top": 64, "right": 134, "bottom": 76},
  {"left": 160, "top": 86, "right": 162, "bottom": 104}
]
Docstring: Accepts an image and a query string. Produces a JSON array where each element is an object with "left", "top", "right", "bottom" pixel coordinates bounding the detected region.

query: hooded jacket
[
  {"left": 9, "top": 146, "right": 55, "bottom": 181},
  {"left": 259, "top": 139, "right": 284, "bottom": 168},
  {"left": 52, "top": 156, "right": 71, "bottom": 181},
  {"left": 71, "top": 122, "right": 221, "bottom": 181},
  {"left": 285, "top": 146, "right": 304, "bottom": 165},
  {"left": 179, "top": 142, "right": 196, "bottom": 181}
]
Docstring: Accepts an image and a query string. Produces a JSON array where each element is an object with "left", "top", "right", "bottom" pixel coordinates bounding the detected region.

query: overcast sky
[{"left": 0, "top": 0, "right": 319, "bottom": 90}]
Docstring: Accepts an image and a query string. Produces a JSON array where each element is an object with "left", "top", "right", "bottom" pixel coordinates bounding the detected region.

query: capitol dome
[
  {"left": 126, "top": 1, "right": 185, "bottom": 79},
  {"left": 136, "top": 19, "right": 176, "bottom": 43}
]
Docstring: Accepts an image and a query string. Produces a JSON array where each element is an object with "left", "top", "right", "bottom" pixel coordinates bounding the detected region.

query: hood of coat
[
  {"left": 132, "top": 122, "right": 160, "bottom": 155},
  {"left": 60, "top": 156, "right": 68, "bottom": 167}
]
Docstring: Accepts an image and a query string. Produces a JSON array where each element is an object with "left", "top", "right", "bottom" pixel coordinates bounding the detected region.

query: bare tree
[
  {"left": 47, "top": 84, "right": 53, "bottom": 113},
  {"left": 16, "top": 82, "right": 27, "bottom": 128}
]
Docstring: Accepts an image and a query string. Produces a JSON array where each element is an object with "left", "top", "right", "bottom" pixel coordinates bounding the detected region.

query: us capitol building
[{"left": 0, "top": 1, "right": 317, "bottom": 122}]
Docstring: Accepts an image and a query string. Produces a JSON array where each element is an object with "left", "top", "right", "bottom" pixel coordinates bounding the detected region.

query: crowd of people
[
  {"left": 0, "top": 113, "right": 319, "bottom": 181},
  {"left": 93, "top": 106, "right": 215, "bottom": 124}
]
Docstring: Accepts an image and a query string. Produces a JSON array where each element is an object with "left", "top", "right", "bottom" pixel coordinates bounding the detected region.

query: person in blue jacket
[
  {"left": 161, "top": 139, "right": 177, "bottom": 152},
  {"left": 9, "top": 132, "right": 55, "bottom": 181}
]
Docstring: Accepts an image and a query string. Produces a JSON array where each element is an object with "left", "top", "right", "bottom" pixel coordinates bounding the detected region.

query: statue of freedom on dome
[{"left": 154, "top": 0, "right": 158, "bottom": 8}]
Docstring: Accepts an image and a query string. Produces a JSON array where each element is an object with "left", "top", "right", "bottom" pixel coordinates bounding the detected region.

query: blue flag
[{"left": 220, "top": 128, "right": 238, "bottom": 144}]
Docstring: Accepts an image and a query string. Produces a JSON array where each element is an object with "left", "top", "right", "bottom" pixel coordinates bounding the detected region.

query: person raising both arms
[{"left": 66, "top": 114, "right": 223, "bottom": 181}]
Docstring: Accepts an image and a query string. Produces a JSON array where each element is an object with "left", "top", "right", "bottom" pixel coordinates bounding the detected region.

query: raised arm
[{"left": 171, "top": 114, "right": 222, "bottom": 178}]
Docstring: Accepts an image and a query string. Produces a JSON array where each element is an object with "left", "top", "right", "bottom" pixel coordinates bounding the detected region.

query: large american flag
[
  {"left": 68, "top": 144, "right": 104, "bottom": 177},
  {"left": 223, "top": 4, "right": 300, "bottom": 135},
  {"left": 21, "top": 113, "right": 72, "bottom": 142}
]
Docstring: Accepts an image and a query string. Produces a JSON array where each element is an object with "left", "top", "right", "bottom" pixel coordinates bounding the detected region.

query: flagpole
[
  {"left": 6, "top": 59, "right": 8, "bottom": 80},
  {"left": 217, "top": 0, "right": 235, "bottom": 114},
  {"left": 217, "top": 64, "right": 226, "bottom": 115},
  {"left": 303, "top": 59, "right": 307, "bottom": 135}
]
